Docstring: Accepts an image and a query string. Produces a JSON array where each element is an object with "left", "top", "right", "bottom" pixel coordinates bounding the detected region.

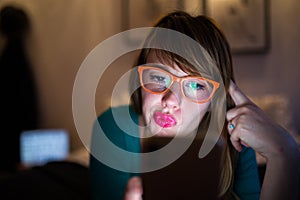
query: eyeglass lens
[{"left": 141, "top": 68, "right": 214, "bottom": 102}]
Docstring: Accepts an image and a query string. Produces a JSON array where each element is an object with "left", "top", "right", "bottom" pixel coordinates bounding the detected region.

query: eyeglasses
[{"left": 138, "top": 66, "right": 220, "bottom": 104}]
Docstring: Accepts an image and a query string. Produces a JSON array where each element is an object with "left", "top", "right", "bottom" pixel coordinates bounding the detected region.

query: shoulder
[
  {"left": 96, "top": 105, "right": 139, "bottom": 137},
  {"left": 92, "top": 105, "right": 140, "bottom": 150},
  {"left": 97, "top": 105, "right": 138, "bottom": 125}
]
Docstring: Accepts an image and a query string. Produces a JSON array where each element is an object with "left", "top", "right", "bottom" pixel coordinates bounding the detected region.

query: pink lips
[{"left": 154, "top": 111, "right": 177, "bottom": 128}]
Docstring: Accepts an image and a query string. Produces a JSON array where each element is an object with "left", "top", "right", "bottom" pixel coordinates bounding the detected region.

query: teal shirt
[{"left": 90, "top": 106, "right": 261, "bottom": 199}]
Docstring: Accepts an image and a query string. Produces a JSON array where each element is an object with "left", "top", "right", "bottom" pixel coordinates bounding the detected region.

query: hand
[
  {"left": 123, "top": 176, "right": 143, "bottom": 200},
  {"left": 226, "top": 80, "right": 298, "bottom": 161}
]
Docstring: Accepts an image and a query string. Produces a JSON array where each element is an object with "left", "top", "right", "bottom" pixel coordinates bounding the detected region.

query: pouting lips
[{"left": 154, "top": 111, "right": 177, "bottom": 128}]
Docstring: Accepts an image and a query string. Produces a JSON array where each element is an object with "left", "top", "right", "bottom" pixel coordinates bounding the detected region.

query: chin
[
  {"left": 155, "top": 130, "right": 176, "bottom": 137},
  {"left": 145, "top": 122, "right": 176, "bottom": 137}
]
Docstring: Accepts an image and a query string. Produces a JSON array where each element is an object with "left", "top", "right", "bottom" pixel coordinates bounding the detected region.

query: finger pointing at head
[
  {"left": 226, "top": 80, "right": 252, "bottom": 121},
  {"left": 228, "top": 80, "right": 251, "bottom": 106}
]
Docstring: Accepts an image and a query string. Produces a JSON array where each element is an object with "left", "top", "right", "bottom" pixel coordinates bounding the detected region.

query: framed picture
[
  {"left": 121, "top": 0, "right": 204, "bottom": 45},
  {"left": 204, "top": 0, "right": 270, "bottom": 54}
]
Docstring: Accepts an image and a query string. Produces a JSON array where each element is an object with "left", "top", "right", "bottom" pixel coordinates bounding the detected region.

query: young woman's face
[{"left": 141, "top": 53, "right": 210, "bottom": 137}]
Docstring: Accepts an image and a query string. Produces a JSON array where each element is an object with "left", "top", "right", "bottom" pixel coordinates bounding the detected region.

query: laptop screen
[{"left": 20, "top": 129, "right": 70, "bottom": 167}]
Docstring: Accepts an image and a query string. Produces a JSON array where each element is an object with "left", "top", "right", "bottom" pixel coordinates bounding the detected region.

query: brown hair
[{"left": 130, "top": 11, "right": 238, "bottom": 199}]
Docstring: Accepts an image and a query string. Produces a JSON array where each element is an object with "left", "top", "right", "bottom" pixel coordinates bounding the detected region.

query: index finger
[{"left": 229, "top": 80, "right": 251, "bottom": 106}]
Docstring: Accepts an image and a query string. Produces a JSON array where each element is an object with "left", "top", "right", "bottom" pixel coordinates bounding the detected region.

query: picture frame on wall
[
  {"left": 121, "top": 0, "right": 204, "bottom": 46},
  {"left": 204, "top": 0, "right": 270, "bottom": 54}
]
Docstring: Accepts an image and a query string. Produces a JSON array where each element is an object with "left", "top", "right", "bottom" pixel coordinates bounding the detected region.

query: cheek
[
  {"left": 141, "top": 90, "right": 150, "bottom": 111},
  {"left": 141, "top": 90, "right": 160, "bottom": 115},
  {"left": 182, "top": 103, "right": 210, "bottom": 125}
]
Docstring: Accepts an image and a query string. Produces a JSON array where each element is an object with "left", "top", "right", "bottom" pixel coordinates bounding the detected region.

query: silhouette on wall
[{"left": 0, "top": 5, "right": 39, "bottom": 174}]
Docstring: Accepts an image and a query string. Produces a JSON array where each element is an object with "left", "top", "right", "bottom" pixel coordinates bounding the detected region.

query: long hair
[{"left": 130, "top": 11, "right": 238, "bottom": 199}]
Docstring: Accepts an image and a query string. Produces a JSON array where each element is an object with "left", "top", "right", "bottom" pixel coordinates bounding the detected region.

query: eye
[
  {"left": 187, "top": 81, "right": 205, "bottom": 90},
  {"left": 150, "top": 75, "right": 171, "bottom": 86},
  {"left": 150, "top": 75, "right": 165, "bottom": 82}
]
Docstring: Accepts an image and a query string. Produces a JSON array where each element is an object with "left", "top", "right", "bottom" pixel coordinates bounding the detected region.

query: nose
[{"left": 162, "top": 82, "right": 182, "bottom": 110}]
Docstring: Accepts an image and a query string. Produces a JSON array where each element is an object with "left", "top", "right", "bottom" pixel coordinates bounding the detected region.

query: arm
[
  {"left": 260, "top": 130, "right": 300, "bottom": 200},
  {"left": 90, "top": 106, "right": 142, "bottom": 200},
  {"left": 89, "top": 108, "right": 130, "bottom": 199},
  {"left": 227, "top": 80, "right": 300, "bottom": 200},
  {"left": 90, "top": 154, "right": 132, "bottom": 200}
]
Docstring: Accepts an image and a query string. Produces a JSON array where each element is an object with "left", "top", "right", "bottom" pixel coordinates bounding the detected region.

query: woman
[{"left": 90, "top": 11, "right": 299, "bottom": 199}]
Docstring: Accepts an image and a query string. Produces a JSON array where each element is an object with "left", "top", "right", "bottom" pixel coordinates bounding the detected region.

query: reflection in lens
[{"left": 183, "top": 79, "right": 212, "bottom": 102}]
